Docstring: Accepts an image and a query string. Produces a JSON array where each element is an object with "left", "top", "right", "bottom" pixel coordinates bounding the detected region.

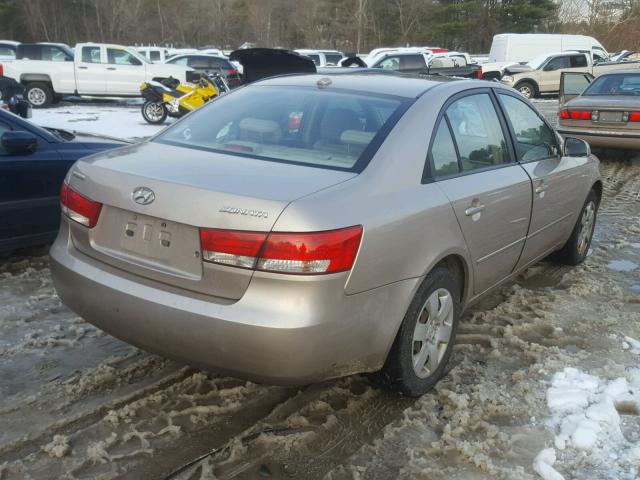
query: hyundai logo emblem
[{"left": 132, "top": 187, "right": 155, "bottom": 205}]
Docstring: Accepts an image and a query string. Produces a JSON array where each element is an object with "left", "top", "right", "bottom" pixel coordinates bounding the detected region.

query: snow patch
[{"left": 537, "top": 367, "right": 640, "bottom": 479}]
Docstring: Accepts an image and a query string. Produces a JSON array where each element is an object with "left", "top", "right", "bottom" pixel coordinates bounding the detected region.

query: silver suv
[{"left": 51, "top": 74, "right": 601, "bottom": 396}]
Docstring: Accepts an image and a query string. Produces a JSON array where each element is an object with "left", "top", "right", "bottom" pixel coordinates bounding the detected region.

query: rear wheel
[
  {"left": 552, "top": 189, "right": 599, "bottom": 265},
  {"left": 141, "top": 101, "right": 167, "bottom": 124},
  {"left": 25, "top": 82, "right": 53, "bottom": 108},
  {"left": 377, "top": 267, "right": 460, "bottom": 396},
  {"left": 515, "top": 81, "right": 536, "bottom": 99}
]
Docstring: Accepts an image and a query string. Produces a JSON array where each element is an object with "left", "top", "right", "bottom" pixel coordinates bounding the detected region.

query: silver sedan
[{"left": 51, "top": 73, "right": 601, "bottom": 396}]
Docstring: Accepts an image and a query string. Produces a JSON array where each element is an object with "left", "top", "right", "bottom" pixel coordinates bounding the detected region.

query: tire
[
  {"left": 515, "top": 81, "right": 536, "bottom": 99},
  {"left": 377, "top": 266, "right": 461, "bottom": 397},
  {"left": 25, "top": 82, "right": 53, "bottom": 108},
  {"left": 552, "top": 189, "right": 599, "bottom": 266},
  {"left": 141, "top": 101, "right": 168, "bottom": 124}
]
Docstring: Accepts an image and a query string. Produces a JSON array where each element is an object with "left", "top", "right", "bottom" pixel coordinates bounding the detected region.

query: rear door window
[
  {"left": 498, "top": 93, "right": 558, "bottom": 162},
  {"left": 445, "top": 94, "right": 510, "bottom": 172},
  {"left": 570, "top": 55, "right": 588, "bottom": 68},
  {"left": 400, "top": 55, "right": 426, "bottom": 70}
]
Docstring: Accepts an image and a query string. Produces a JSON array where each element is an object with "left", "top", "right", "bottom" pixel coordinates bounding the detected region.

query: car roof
[{"left": 254, "top": 72, "right": 456, "bottom": 98}]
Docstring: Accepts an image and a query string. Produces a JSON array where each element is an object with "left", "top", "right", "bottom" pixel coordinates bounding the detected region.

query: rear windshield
[
  {"left": 583, "top": 73, "right": 640, "bottom": 96},
  {"left": 155, "top": 85, "right": 409, "bottom": 172}
]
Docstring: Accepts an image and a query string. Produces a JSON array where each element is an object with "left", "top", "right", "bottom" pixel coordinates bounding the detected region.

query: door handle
[
  {"left": 106, "top": 67, "right": 117, "bottom": 70},
  {"left": 465, "top": 204, "right": 486, "bottom": 216},
  {"left": 535, "top": 184, "right": 548, "bottom": 194},
  {"left": 78, "top": 66, "right": 88, "bottom": 69}
]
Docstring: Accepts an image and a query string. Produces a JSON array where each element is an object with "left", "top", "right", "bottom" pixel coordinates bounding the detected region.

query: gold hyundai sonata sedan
[{"left": 51, "top": 73, "right": 601, "bottom": 396}]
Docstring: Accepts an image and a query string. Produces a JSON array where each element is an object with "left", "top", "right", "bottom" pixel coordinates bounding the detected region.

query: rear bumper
[
  {"left": 558, "top": 127, "right": 640, "bottom": 149},
  {"left": 50, "top": 221, "right": 418, "bottom": 385}
]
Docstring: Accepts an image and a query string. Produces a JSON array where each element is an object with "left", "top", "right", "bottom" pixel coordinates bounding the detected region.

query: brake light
[
  {"left": 60, "top": 183, "right": 102, "bottom": 228},
  {"left": 227, "top": 69, "right": 238, "bottom": 76},
  {"left": 199, "top": 229, "right": 267, "bottom": 268},
  {"left": 629, "top": 112, "right": 640, "bottom": 122},
  {"left": 570, "top": 110, "right": 592, "bottom": 120},
  {"left": 199, "top": 225, "right": 363, "bottom": 275},
  {"left": 477, "top": 68, "right": 483, "bottom": 80},
  {"left": 0, "top": 64, "right": 3, "bottom": 77},
  {"left": 560, "top": 109, "right": 592, "bottom": 120}
]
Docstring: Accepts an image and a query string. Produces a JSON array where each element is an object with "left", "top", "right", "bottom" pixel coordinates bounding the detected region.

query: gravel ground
[{"left": 0, "top": 100, "right": 638, "bottom": 480}]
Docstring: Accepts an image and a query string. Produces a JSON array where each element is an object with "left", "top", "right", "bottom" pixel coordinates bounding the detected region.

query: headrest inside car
[{"left": 239, "top": 118, "right": 281, "bottom": 134}]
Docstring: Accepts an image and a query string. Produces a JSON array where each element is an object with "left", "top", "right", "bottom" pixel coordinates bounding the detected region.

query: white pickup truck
[{"left": 0, "top": 43, "right": 191, "bottom": 107}]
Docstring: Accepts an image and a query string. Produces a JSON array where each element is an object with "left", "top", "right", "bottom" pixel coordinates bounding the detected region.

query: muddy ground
[{"left": 0, "top": 100, "right": 639, "bottom": 480}]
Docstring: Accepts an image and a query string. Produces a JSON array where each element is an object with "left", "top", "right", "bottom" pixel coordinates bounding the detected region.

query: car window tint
[
  {"left": 308, "top": 54, "right": 320, "bottom": 66},
  {"left": 82, "top": 46, "right": 101, "bottom": 63},
  {"left": 149, "top": 51, "right": 161, "bottom": 62},
  {"left": 446, "top": 94, "right": 509, "bottom": 171},
  {"left": 546, "top": 56, "right": 570, "bottom": 70},
  {"left": 570, "top": 55, "right": 588, "bottom": 68},
  {"left": 107, "top": 49, "right": 139, "bottom": 65},
  {"left": 401, "top": 55, "right": 426, "bottom": 70},
  {"left": 431, "top": 120, "right": 460, "bottom": 177},
  {"left": 156, "top": 86, "right": 406, "bottom": 172},
  {"left": 499, "top": 94, "right": 557, "bottom": 162}
]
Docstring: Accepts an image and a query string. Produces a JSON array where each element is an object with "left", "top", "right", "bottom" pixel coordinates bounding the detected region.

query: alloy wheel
[
  {"left": 411, "top": 288, "right": 454, "bottom": 378},
  {"left": 518, "top": 85, "right": 533, "bottom": 98},
  {"left": 577, "top": 200, "right": 596, "bottom": 256},
  {"left": 144, "top": 103, "right": 165, "bottom": 122}
]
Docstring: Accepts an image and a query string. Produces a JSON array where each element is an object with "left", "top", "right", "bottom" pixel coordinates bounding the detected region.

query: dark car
[
  {"left": 165, "top": 54, "right": 242, "bottom": 88},
  {"left": 0, "top": 109, "right": 126, "bottom": 252},
  {"left": 370, "top": 52, "right": 481, "bottom": 78}
]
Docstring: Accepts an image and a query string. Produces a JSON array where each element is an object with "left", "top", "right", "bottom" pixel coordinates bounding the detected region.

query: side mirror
[
  {"left": 1, "top": 131, "right": 38, "bottom": 154},
  {"left": 564, "top": 137, "right": 590, "bottom": 157}
]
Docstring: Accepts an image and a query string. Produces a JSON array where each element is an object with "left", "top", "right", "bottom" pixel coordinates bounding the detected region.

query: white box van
[{"left": 489, "top": 34, "right": 609, "bottom": 64}]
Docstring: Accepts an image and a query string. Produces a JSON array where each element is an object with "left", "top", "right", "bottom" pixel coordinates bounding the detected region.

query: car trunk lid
[{"left": 66, "top": 142, "right": 356, "bottom": 299}]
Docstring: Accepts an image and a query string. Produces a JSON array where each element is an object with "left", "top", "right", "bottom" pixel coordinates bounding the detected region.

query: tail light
[
  {"left": 629, "top": 112, "right": 640, "bottom": 122},
  {"left": 227, "top": 69, "right": 238, "bottom": 76},
  {"left": 477, "top": 68, "right": 483, "bottom": 80},
  {"left": 559, "top": 109, "right": 592, "bottom": 120},
  {"left": 0, "top": 64, "right": 3, "bottom": 77},
  {"left": 60, "top": 183, "right": 102, "bottom": 228},
  {"left": 199, "top": 225, "right": 363, "bottom": 275}
]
